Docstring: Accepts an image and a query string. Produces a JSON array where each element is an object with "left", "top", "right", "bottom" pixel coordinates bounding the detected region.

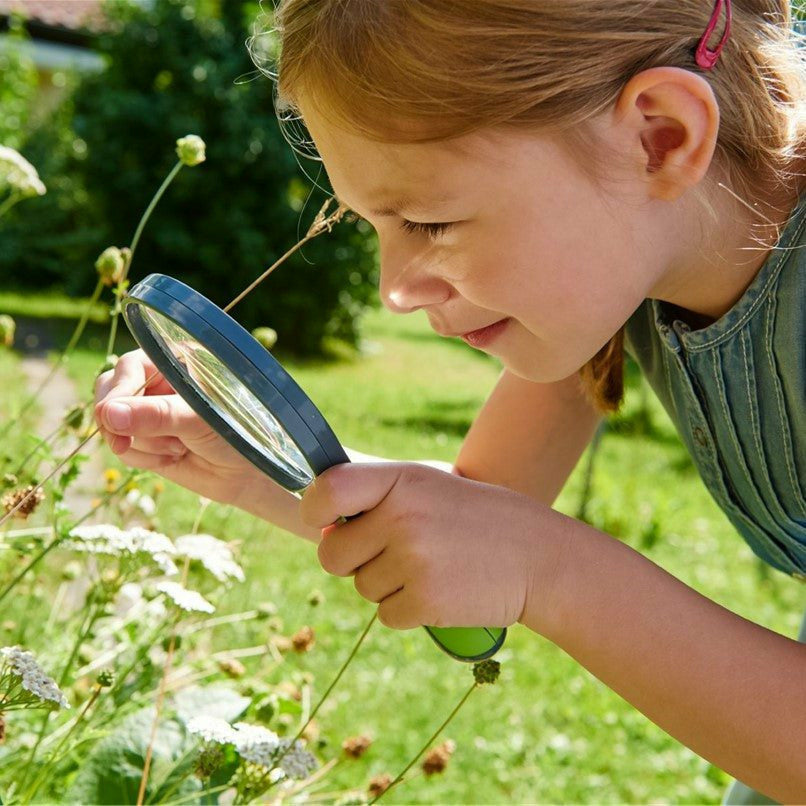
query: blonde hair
[{"left": 257, "top": 0, "right": 806, "bottom": 412}]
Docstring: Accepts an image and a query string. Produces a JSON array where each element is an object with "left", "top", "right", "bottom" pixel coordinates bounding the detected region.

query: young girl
[{"left": 94, "top": 0, "right": 805, "bottom": 801}]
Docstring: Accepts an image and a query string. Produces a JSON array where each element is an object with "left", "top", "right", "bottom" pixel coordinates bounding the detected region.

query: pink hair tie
[{"left": 695, "top": 0, "right": 732, "bottom": 69}]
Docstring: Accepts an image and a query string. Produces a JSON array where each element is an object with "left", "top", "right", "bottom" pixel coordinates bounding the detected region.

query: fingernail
[{"left": 105, "top": 401, "right": 131, "bottom": 430}]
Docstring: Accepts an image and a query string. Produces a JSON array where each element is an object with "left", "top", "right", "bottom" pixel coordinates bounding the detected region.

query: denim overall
[{"left": 624, "top": 194, "right": 806, "bottom": 803}]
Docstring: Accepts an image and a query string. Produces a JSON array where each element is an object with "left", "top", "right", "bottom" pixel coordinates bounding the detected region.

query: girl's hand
[
  {"left": 93, "top": 349, "right": 264, "bottom": 509},
  {"left": 299, "top": 462, "right": 561, "bottom": 631}
]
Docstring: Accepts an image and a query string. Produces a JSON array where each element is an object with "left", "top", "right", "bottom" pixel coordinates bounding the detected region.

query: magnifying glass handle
[{"left": 336, "top": 517, "right": 506, "bottom": 663}]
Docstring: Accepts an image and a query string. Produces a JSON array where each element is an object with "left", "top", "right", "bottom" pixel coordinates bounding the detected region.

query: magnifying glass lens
[{"left": 138, "top": 306, "right": 315, "bottom": 489}]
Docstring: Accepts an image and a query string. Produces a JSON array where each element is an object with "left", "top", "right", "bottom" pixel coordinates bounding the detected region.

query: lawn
[{"left": 4, "top": 295, "right": 805, "bottom": 804}]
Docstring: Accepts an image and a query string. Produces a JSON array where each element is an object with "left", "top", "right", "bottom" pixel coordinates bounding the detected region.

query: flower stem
[
  {"left": 370, "top": 680, "right": 478, "bottom": 804},
  {"left": 249, "top": 610, "right": 376, "bottom": 800},
  {"left": 0, "top": 190, "right": 22, "bottom": 219},
  {"left": 105, "top": 160, "right": 183, "bottom": 358}
]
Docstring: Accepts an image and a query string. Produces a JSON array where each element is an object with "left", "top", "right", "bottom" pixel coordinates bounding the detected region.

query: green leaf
[
  {"left": 173, "top": 685, "right": 251, "bottom": 726},
  {"left": 65, "top": 705, "right": 200, "bottom": 804}
]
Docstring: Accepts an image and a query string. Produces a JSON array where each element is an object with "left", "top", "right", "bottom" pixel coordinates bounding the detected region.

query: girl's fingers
[
  {"left": 96, "top": 394, "right": 211, "bottom": 442},
  {"left": 106, "top": 445, "right": 185, "bottom": 473},
  {"left": 109, "top": 434, "right": 187, "bottom": 458},
  {"left": 95, "top": 349, "right": 174, "bottom": 406}
]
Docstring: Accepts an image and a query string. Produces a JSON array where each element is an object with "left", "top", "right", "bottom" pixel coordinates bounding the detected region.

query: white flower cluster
[
  {"left": 66, "top": 524, "right": 178, "bottom": 574},
  {"left": 0, "top": 146, "right": 46, "bottom": 198},
  {"left": 125, "top": 489, "right": 156, "bottom": 517},
  {"left": 155, "top": 581, "right": 215, "bottom": 613},
  {"left": 174, "top": 534, "right": 245, "bottom": 583},
  {"left": 0, "top": 646, "right": 69, "bottom": 709},
  {"left": 186, "top": 716, "right": 318, "bottom": 779}
]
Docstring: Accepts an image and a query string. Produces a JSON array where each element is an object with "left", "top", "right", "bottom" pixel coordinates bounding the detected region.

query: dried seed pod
[
  {"left": 421, "top": 739, "right": 456, "bottom": 776},
  {"left": 367, "top": 773, "right": 392, "bottom": 798},
  {"left": 2, "top": 485, "right": 45, "bottom": 519},
  {"left": 291, "top": 625, "right": 315, "bottom": 653},
  {"left": 342, "top": 734, "right": 372, "bottom": 759}
]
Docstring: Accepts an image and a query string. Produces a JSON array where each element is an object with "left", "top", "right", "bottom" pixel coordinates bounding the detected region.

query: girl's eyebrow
[{"left": 361, "top": 196, "right": 458, "bottom": 218}]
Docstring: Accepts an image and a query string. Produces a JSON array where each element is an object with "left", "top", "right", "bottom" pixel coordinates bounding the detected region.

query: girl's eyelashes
[{"left": 399, "top": 219, "right": 454, "bottom": 238}]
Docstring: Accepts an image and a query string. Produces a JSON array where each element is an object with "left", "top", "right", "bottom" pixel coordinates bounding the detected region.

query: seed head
[
  {"left": 251, "top": 326, "right": 277, "bottom": 351},
  {"left": 421, "top": 739, "right": 456, "bottom": 776},
  {"left": 216, "top": 657, "right": 246, "bottom": 678},
  {"left": 0, "top": 315, "right": 16, "bottom": 348},
  {"left": 367, "top": 774, "right": 392, "bottom": 798},
  {"left": 342, "top": 734, "right": 372, "bottom": 759},
  {"left": 96, "top": 668, "right": 116, "bottom": 688},
  {"left": 2, "top": 485, "right": 45, "bottom": 520},
  {"left": 95, "top": 246, "right": 127, "bottom": 287},
  {"left": 176, "top": 134, "right": 206, "bottom": 167},
  {"left": 291, "top": 625, "right": 315, "bottom": 652},
  {"left": 472, "top": 659, "right": 501, "bottom": 686}
]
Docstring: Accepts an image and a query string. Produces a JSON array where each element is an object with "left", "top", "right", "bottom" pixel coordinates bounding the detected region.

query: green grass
[
  {"left": 9, "top": 305, "right": 806, "bottom": 804},
  {"left": 0, "top": 289, "right": 109, "bottom": 324}
]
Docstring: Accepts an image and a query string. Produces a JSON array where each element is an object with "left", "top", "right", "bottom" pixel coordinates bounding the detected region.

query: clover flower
[
  {"left": 0, "top": 646, "right": 69, "bottom": 710},
  {"left": 155, "top": 581, "right": 215, "bottom": 613},
  {"left": 0, "top": 146, "right": 46, "bottom": 198},
  {"left": 175, "top": 135, "right": 206, "bottom": 167},
  {"left": 174, "top": 533, "right": 244, "bottom": 583},
  {"left": 66, "top": 524, "right": 178, "bottom": 575}
]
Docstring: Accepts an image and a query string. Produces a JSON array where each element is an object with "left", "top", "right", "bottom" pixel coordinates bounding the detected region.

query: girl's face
[{"left": 303, "top": 108, "right": 675, "bottom": 383}]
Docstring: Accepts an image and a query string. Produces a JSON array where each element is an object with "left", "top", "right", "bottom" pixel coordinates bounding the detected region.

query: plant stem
[
  {"left": 0, "top": 191, "right": 22, "bottom": 219},
  {"left": 249, "top": 611, "right": 377, "bottom": 799},
  {"left": 371, "top": 681, "right": 478, "bottom": 804},
  {"left": 106, "top": 160, "right": 183, "bottom": 358}
]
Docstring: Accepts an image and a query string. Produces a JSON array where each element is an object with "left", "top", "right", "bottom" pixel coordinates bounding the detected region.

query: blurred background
[{"left": 0, "top": 0, "right": 378, "bottom": 357}]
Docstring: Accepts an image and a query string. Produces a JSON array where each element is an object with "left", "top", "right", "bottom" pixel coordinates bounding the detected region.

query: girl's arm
[
  {"left": 524, "top": 515, "right": 806, "bottom": 801},
  {"left": 453, "top": 368, "right": 601, "bottom": 504}
]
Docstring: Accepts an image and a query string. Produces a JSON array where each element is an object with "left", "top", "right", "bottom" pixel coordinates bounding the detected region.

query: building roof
[{"left": 0, "top": 1, "right": 108, "bottom": 35}]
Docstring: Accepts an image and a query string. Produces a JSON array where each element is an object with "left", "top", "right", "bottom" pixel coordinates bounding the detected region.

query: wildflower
[
  {"left": 175, "top": 134, "right": 206, "bottom": 167},
  {"left": 0, "top": 315, "right": 15, "bottom": 348},
  {"left": 307, "top": 589, "right": 324, "bottom": 607},
  {"left": 94, "top": 246, "right": 128, "bottom": 287},
  {"left": 2, "top": 485, "right": 45, "bottom": 520},
  {"left": 342, "top": 734, "right": 372, "bottom": 759},
  {"left": 156, "top": 581, "right": 215, "bottom": 613},
  {"left": 232, "top": 721, "right": 281, "bottom": 767},
  {"left": 216, "top": 657, "right": 245, "bottom": 678},
  {"left": 103, "top": 467, "right": 121, "bottom": 490},
  {"left": 96, "top": 669, "right": 115, "bottom": 688},
  {"left": 0, "top": 146, "right": 46, "bottom": 197},
  {"left": 0, "top": 646, "right": 69, "bottom": 710},
  {"left": 125, "top": 488, "right": 156, "bottom": 517},
  {"left": 275, "top": 738, "right": 318, "bottom": 779},
  {"left": 251, "top": 326, "right": 277, "bottom": 351},
  {"left": 472, "top": 659, "right": 501, "bottom": 686},
  {"left": 187, "top": 715, "right": 238, "bottom": 745},
  {"left": 291, "top": 626, "right": 315, "bottom": 653},
  {"left": 174, "top": 533, "right": 245, "bottom": 583},
  {"left": 368, "top": 774, "right": 392, "bottom": 799},
  {"left": 66, "top": 524, "right": 178, "bottom": 575},
  {"left": 421, "top": 739, "right": 456, "bottom": 776}
]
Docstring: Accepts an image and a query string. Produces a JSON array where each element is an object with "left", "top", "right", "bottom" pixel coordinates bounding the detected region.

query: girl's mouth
[{"left": 461, "top": 318, "right": 511, "bottom": 349}]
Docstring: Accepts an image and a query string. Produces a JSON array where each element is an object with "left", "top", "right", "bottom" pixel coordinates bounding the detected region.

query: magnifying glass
[{"left": 122, "top": 274, "right": 506, "bottom": 662}]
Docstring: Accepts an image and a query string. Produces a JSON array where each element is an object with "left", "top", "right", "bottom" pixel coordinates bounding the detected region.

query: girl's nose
[{"left": 378, "top": 241, "right": 453, "bottom": 314}]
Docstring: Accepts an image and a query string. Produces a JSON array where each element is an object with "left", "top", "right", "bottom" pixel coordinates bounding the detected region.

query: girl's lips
[{"left": 461, "top": 318, "right": 510, "bottom": 348}]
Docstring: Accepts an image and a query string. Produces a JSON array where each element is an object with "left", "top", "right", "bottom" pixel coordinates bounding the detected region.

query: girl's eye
[{"left": 399, "top": 220, "right": 453, "bottom": 238}]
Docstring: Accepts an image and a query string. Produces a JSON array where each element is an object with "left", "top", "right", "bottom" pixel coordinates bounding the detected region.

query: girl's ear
[{"left": 613, "top": 67, "right": 720, "bottom": 201}]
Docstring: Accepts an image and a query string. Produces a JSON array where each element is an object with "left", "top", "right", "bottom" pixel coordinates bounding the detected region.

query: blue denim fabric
[{"left": 624, "top": 194, "right": 806, "bottom": 578}]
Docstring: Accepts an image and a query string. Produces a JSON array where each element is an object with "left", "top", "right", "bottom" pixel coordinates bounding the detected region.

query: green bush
[{"left": 0, "top": 0, "right": 378, "bottom": 355}]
